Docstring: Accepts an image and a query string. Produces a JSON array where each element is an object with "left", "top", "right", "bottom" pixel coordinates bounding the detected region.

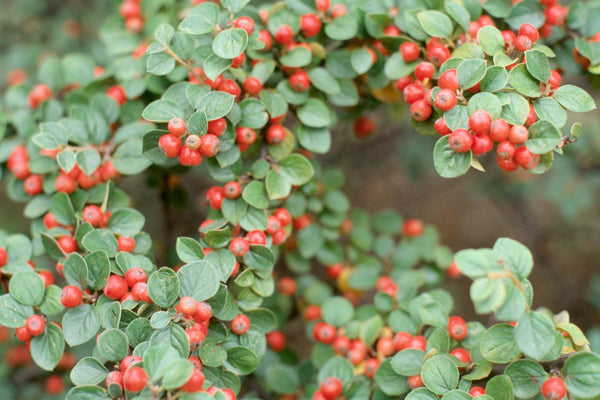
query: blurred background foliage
[{"left": 2, "top": 1, "right": 600, "bottom": 398}]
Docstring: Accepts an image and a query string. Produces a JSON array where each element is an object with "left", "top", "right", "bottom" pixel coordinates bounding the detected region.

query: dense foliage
[{"left": 1, "top": 0, "right": 600, "bottom": 399}]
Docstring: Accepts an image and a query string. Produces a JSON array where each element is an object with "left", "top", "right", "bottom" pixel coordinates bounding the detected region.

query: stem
[{"left": 164, "top": 45, "right": 204, "bottom": 84}]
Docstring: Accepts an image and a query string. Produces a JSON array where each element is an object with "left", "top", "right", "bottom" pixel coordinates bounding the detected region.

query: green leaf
[
  {"left": 142, "top": 99, "right": 184, "bottom": 122},
  {"left": 509, "top": 64, "right": 540, "bottom": 98},
  {"left": 242, "top": 181, "right": 269, "bottom": 209},
  {"left": 525, "top": 120, "right": 562, "bottom": 154},
  {"left": 351, "top": 48, "right": 375, "bottom": 75},
  {"left": 112, "top": 138, "right": 152, "bottom": 175},
  {"left": 417, "top": 11, "right": 453, "bottom": 38},
  {"left": 30, "top": 323, "right": 64, "bottom": 371},
  {"left": 40, "top": 285, "right": 65, "bottom": 316},
  {"left": 457, "top": 59, "right": 487, "bottom": 89},
  {"left": 64, "top": 253, "right": 89, "bottom": 288},
  {"left": 445, "top": 1, "right": 470, "bottom": 31},
  {"left": 154, "top": 23, "right": 175, "bottom": 45},
  {"left": 0, "top": 293, "right": 34, "bottom": 328},
  {"left": 384, "top": 52, "right": 418, "bottom": 80},
  {"left": 421, "top": 355, "right": 459, "bottom": 395},
  {"left": 501, "top": 92, "right": 530, "bottom": 125},
  {"left": 148, "top": 267, "right": 180, "bottom": 308},
  {"left": 504, "top": 360, "right": 547, "bottom": 398},
  {"left": 212, "top": 28, "right": 248, "bottom": 59},
  {"left": 454, "top": 248, "right": 503, "bottom": 279},
  {"left": 506, "top": 0, "right": 544, "bottom": 30},
  {"left": 70, "top": 357, "right": 110, "bottom": 386},
  {"left": 477, "top": 26, "right": 505, "bottom": 56},
  {"left": 480, "top": 66, "right": 509, "bottom": 92},
  {"left": 297, "top": 98, "right": 331, "bottom": 128},
  {"left": 179, "top": 3, "right": 219, "bottom": 35},
  {"left": 96, "top": 329, "right": 129, "bottom": 362},
  {"left": 177, "top": 261, "right": 220, "bottom": 301},
  {"left": 514, "top": 312, "right": 556, "bottom": 361},
  {"left": 324, "top": 14, "right": 358, "bottom": 40},
  {"left": 147, "top": 52, "right": 176, "bottom": 76},
  {"left": 433, "top": 135, "right": 472, "bottom": 178},
  {"left": 197, "top": 92, "right": 235, "bottom": 120},
  {"left": 563, "top": 352, "right": 600, "bottom": 398},
  {"left": 224, "top": 346, "right": 259, "bottom": 375},
  {"left": 279, "top": 154, "right": 314, "bottom": 185},
  {"left": 176, "top": 237, "right": 205, "bottom": 262},
  {"left": 280, "top": 47, "right": 312, "bottom": 68},
  {"left": 107, "top": 209, "right": 145, "bottom": 236},
  {"left": 375, "top": 359, "right": 409, "bottom": 396},
  {"left": 243, "top": 245, "right": 275, "bottom": 275},
  {"left": 525, "top": 50, "right": 551, "bottom": 83},
  {"left": 391, "top": 349, "right": 426, "bottom": 376},
  {"left": 63, "top": 304, "right": 101, "bottom": 346},
  {"left": 76, "top": 149, "right": 101, "bottom": 176},
  {"left": 309, "top": 68, "right": 341, "bottom": 95},
  {"left": 480, "top": 324, "right": 522, "bottom": 363},
  {"left": 492, "top": 238, "right": 533, "bottom": 279},
  {"left": 317, "top": 356, "right": 354, "bottom": 387},
  {"left": 467, "top": 93, "right": 503, "bottom": 119},
  {"left": 265, "top": 365, "right": 300, "bottom": 394},
  {"left": 163, "top": 359, "right": 194, "bottom": 390},
  {"left": 486, "top": 375, "right": 514, "bottom": 400},
  {"left": 50, "top": 192, "right": 76, "bottom": 225},
  {"left": 82, "top": 229, "right": 119, "bottom": 257},
  {"left": 65, "top": 386, "right": 110, "bottom": 400},
  {"left": 322, "top": 296, "right": 355, "bottom": 327},
  {"left": 9, "top": 271, "right": 45, "bottom": 306},
  {"left": 553, "top": 85, "right": 596, "bottom": 112}
]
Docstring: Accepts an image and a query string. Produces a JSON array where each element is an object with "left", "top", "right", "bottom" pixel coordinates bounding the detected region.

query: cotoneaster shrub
[{"left": 0, "top": 0, "right": 600, "bottom": 399}]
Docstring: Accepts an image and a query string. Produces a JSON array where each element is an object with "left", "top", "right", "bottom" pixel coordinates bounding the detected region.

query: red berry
[
  {"left": 448, "top": 316, "right": 468, "bottom": 340},
  {"left": 407, "top": 375, "right": 424, "bottom": 390},
  {"left": 545, "top": 5, "right": 566, "bottom": 26},
  {"left": 178, "top": 147, "right": 203, "bottom": 166},
  {"left": 277, "top": 277, "right": 297, "bottom": 296},
  {"left": 60, "top": 285, "right": 83, "bottom": 308},
  {"left": 104, "top": 275, "right": 128, "bottom": 300},
  {"left": 58, "top": 236, "right": 77, "bottom": 254},
  {"left": 224, "top": 181, "right": 242, "bottom": 199},
  {"left": 55, "top": 173, "right": 77, "bottom": 194},
  {"left": 502, "top": 30, "right": 516, "bottom": 47},
  {"left": 234, "top": 16, "right": 255, "bottom": 35},
  {"left": 266, "top": 124, "right": 286, "bottom": 144},
  {"left": 435, "top": 89, "right": 457, "bottom": 111},
  {"left": 392, "top": 331, "right": 412, "bottom": 351},
  {"left": 25, "top": 315, "right": 45, "bottom": 336},
  {"left": 514, "top": 146, "right": 540, "bottom": 169},
  {"left": 106, "top": 85, "right": 127, "bottom": 106},
  {"left": 301, "top": 13, "right": 322, "bottom": 37},
  {"left": 402, "top": 219, "right": 424, "bottom": 237},
  {"left": 272, "top": 229, "right": 287, "bottom": 245},
  {"left": 450, "top": 348, "right": 472, "bottom": 364},
  {"left": 427, "top": 45, "right": 451, "bottom": 67},
  {"left": 394, "top": 75, "right": 413, "bottom": 91},
  {"left": 82, "top": 205, "right": 103, "bottom": 227},
  {"left": 28, "top": 84, "right": 53, "bottom": 108},
  {"left": 266, "top": 330, "right": 287, "bottom": 352},
  {"left": 514, "top": 35, "right": 533, "bottom": 52},
  {"left": 403, "top": 83, "right": 425, "bottom": 104},
  {"left": 449, "top": 129, "right": 473, "bottom": 153},
  {"left": 468, "top": 110, "right": 492, "bottom": 135},
  {"left": 120, "top": 355, "right": 143, "bottom": 372},
  {"left": 125, "top": 267, "right": 147, "bottom": 288},
  {"left": 236, "top": 127, "right": 257, "bottom": 145},
  {"left": 434, "top": 117, "right": 452, "bottom": 135},
  {"left": 313, "top": 322, "right": 336, "bottom": 344},
  {"left": 132, "top": 282, "right": 151, "bottom": 303},
  {"left": 159, "top": 134, "right": 182, "bottom": 158},
  {"left": 471, "top": 134, "right": 494, "bottom": 156},
  {"left": 315, "top": 0, "right": 330, "bottom": 12},
  {"left": 274, "top": 208, "right": 292, "bottom": 226},
  {"left": 208, "top": 118, "right": 227, "bottom": 136},
  {"left": 508, "top": 124, "right": 529, "bottom": 144},
  {"left": 258, "top": 30, "right": 273, "bottom": 51},
  {"left": 525, "top": 105, "right": 537, "bottom": 126},
  {"left": 229, "top": 238, "right": 250, "bottom": 257},
  {"left": 548, "top": 70, "right": 561, "bottom": 90},
  {"left": 231, "top": 52, "right": 246, "bottom": 68},
  {"left": 489, "top": 119, "right": 510, "bottom": 142},
  {"left": 199, "top": 134, "right": 220, "bottom": 157},
  {"left": 123, "top": 366, "right": 148, "bottom": 393},
  {"left": 470, "top": 387, "right": 486, "bottom": 397},
  {"left": 23, "top": 175, "right": 43, "bottom": 196},
  {"left": 38, "top": 270, "right": 55, "bottom": 287},
  {"left": 168, "top": 118, "right": 186, "bottom": 136},
  {"left": 218, "top": 79, "right": 241, "bottom": 98},
  {"left": 16, "top": 326, "right": 32, "bottom": 341},
  {"left": 330, "top": 3, "right": 348, "bottom": 18},
  {"left": 320, "top": 377, "right": 343, "bottom": 400},
  {"left": 541, "top": 377, "right": 567, "bottom": 400},
  {"left": 194, "top": 302, "right": 213, "bottom": 323},
  {"left": 332, "top": 335, "right": 351, "bottom": 354},
  {"left": 469, "top": 21, "right": 482, "bottom": 37},
  {"left": 275, "top": 25, "right": 294, "bottom": 45},
  {"left": 106, "top": 371, "right": 124, "bottom": 389},
  {"left": 497, "top": 141, "right": 517, "bottom": 159},
  {"left": 118, "top": 236, "right": 136, "bottom": 252},
  {"left": 243, "top": 76, "right": 263, "bottom": 95},
  {"left": 289, "top": 70, "right": 311, "bottom": 92},
  {"left": 45, "top": 375, "right": 65, "bottom": 395},
  {"left": 415, "top": 62, "right": 435, "bottom": 80},
  {"left": 410, "top": 99, "right": 432, "bottom": 122},
  {"left": 206, "top": 186, "right": 226, "bottom": 210},
  {"left": 407, "top": 335, "right": 427, "bottom": 351},
  {"left": 231, "top": 314, "right": 251, "bottom": 335},
  {"left": 119, "top": 1, "right": 141, "bottom": 18},
  {"left": 181, "top": 368, "right": 206, "bottom": 392},
  {"left": 0, "top": 247, "right": 6, "bottom": 267},
  {"left": 354, "top": 116, "right": 376, "bottom": 138},
  {"left": 178, "top": 296, "right": 198, "bottom": 316},
  {"left": 497, "top": 155, "right": 519, "bottom": 172},
  {"left": 400, "top": 42, "right": 420, "bottom": 62},
  {"left": 518, "top": 23, "right": 539, "bottom": 42},
  {"left": 438, "top": 69, "right": 459, "bottom": 90}
]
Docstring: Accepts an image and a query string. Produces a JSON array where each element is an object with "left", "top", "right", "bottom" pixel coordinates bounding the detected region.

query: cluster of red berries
[
  {"left": 174, "top": 297, "right": 213, "bottom": 347},
  {"left": 158, "top": 117, "right": 221, "bottom": 166},
  {"left": 119, "top": 0, "right": 144, "bottom": 33}
]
